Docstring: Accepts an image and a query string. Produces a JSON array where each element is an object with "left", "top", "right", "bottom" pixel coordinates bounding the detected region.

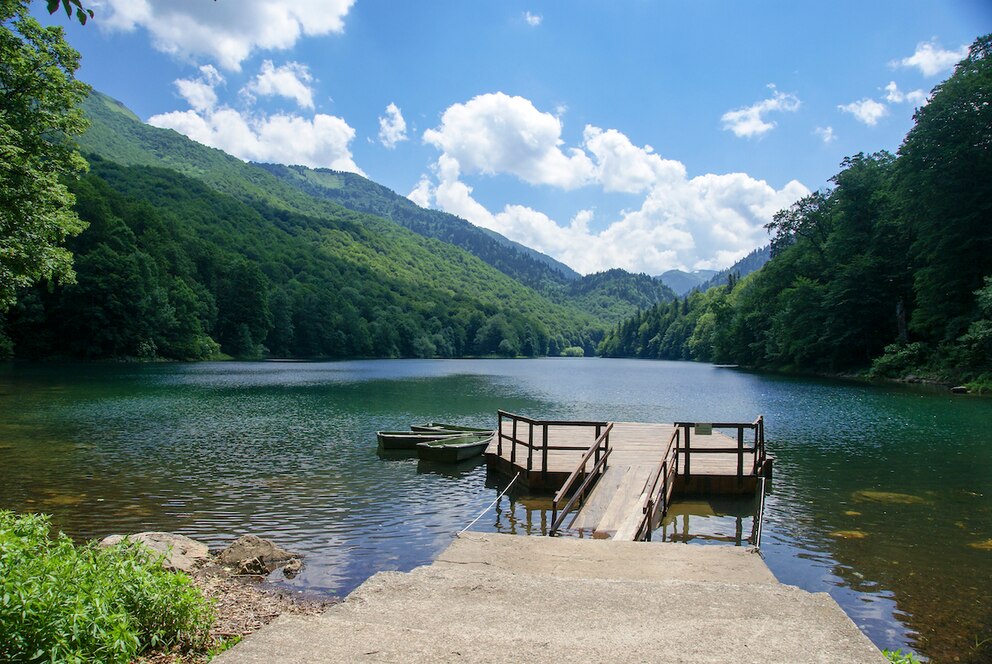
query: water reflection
[{"left": 0, "top": 359, "right": 990, "bottom": 662}]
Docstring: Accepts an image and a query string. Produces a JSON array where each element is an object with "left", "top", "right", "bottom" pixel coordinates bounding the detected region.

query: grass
[
  {"left": 884, "top": 649, "right": 924, "bottom": 663},
  {"left": 0, "top": 511, "right": 215, "bottom": 663}
]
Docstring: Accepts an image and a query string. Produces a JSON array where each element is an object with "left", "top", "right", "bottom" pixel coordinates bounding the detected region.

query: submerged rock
[
  {"left": 282, "top": 558, "right": 304, "bottom": 578},
  {"left": 830, "top": 530, "right": 868, "bottom": 539},
  {"left": 100, "top": 532, "right": 210, "bottom": 573},
  {"left": 852, "top": 490, "right": 929, "bottom": 505},
  {"left": 968, "top": 538, "right": 992, "bottom": 551}
]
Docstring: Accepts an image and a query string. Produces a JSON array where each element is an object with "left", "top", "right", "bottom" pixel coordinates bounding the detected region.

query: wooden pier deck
[{"left": 485, "top": 412, "right": 769, "bottom": 542}]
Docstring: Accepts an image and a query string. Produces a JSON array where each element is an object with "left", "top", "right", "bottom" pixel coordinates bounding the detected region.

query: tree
[
  {"left": 0, "top": 0, "right": 90, "bottom": 310},
  {"left": 898, "top": 34, "right": 992, "bottom": 341}
]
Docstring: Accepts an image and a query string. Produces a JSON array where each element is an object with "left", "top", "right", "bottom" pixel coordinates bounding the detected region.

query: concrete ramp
[{"left": 215, "top": 533, "right": 887, "bottom": 664}]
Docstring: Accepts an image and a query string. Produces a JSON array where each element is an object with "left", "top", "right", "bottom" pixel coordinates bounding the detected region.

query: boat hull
[
  {"left": 415, "top": 433, "right": 494, "bottom": 462},
  {"left": 377, "top": 430, "right": 464, "bottom": 451}
]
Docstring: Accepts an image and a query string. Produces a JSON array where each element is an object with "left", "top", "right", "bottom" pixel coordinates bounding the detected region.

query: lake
[{"left": 0, "top": 358, "right": 989, "bottom": 662}]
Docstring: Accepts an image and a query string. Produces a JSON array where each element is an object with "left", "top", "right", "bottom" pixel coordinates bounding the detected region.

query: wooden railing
[
  {"left": 548, "top": 423, "right": 613, "bottom": 536},
  {"left": 496, "top": 410, "right": 609, "bottom": 481},
  {"left": 634, "top": 427, "right": 681, "bottom": 541},
  {"left": 673, "top": 415, "right": 765, "bottom": 482}
]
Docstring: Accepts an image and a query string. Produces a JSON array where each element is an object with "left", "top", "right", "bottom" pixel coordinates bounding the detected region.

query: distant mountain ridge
[{"left": 655, "top": 269, "right": 718, "bottom": 296}]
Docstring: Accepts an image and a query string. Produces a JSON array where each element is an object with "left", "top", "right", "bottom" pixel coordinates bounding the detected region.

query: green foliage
[
  {"left": 46, "top": 0, "right": 93, "bottom": 25},
  {"left": 602, "top": 34, "right": 991, "bottom": 383},
  {"left": 0, "top": 511, "right": 213, "bottom": 663},
  {"left": 0, "top": 0, "right": 90, "bottom": 310},
  {"left": 883, "top": 649, "right": 923, "bottom": 664},
  {"left": 561, "top": 346, "right": 584, "bottom": 357}
]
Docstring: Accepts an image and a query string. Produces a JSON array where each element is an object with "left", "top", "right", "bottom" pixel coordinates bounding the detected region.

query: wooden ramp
[{"left": 486, "top": 412, "right": 768, "bottom": 542}]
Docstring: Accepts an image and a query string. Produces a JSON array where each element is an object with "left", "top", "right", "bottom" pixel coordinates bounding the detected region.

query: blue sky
[{"left": 40, "top": 1, "right": 991, "bottom": 275}]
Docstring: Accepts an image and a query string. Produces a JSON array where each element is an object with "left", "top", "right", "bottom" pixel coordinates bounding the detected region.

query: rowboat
[
  {"left": 376, "top": 430, "right": 468, "bottom": 451},
  {"left": 409, "top": 422, "right": 494, "bottom": 434},
  {"left": 415, "top": 432, "right": 495, "bottom": 463}
]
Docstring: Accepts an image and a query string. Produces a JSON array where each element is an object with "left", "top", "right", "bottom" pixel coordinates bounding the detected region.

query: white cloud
[
  {"left": 524, "top": 11, "right": 542, "bottom": 26},
  {"left": 420, "top": 94, "right": 809, "bottom": 274},
  {"left": 174, "top": 65, "right": 224, "bottom": 113},
  {"left": 407, "top": 175, "right": 433, "bottom": 208},
  {"left": 720, "top": 86, "right": 800, "bottom": 138},
  {"left": 100, "top": 0, "right": 355, "bottom": 71},
  {"left": 423, "top": 92, "right": 596, "bottom": 189},
  {"left": 583, "top": 126, "right": 685, "bottom": 194},
  {"left": 150, "top": 62, "right": 362, "bottom": 173},
  {"left": 243, "top": 60, "right": 315, "bottom": 110},
  {"left": 814, "top": 126, "right": 836, "bottom": 143},
  {"left": 378, "top": 103, "right": 408, "bottom": 149},
  {"left": 893, "top": 39, "right": 968, "bottom": 77},
  {"left": 838, "top": 98, "right": 889, "bottom": 126},
  {"left": 884, "top": 81, "right": 927, "bottom": 106}
]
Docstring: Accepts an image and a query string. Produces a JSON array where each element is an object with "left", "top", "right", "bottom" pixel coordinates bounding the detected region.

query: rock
[
  {"left": 237, "top": 556, "right": 269, "bottom": 576},
  {"left": 100, "top": 532, "right": 210, "bottom": 573},
  {"left": 904, "top": 374, "right": 920, "bottom": 383},
  {"left": 951, "top": 385, "right": 969, "bottom": 394},
  {"left": 282, "top": 558, "right": 304, "bottom": 578},
  {"left": 219, "top": 534, "right": 301, "bottom": 573}
]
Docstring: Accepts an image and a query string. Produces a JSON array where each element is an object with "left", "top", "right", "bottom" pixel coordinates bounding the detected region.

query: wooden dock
[{"left": 485, "top": 411, "right": 770, "bottom": 542}]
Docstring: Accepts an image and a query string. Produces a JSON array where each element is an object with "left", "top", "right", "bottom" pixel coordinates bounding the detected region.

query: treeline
[
  {"left": 601, "top": 35, "right": 992, "bottom": 385},
  {"left": 0, "top": 158, "right": 603, "bottom": 360}
]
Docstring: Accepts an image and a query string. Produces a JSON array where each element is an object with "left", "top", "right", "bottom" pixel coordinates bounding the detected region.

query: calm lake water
[{"left": 1, "top": 359, "right": 989, "bottom": 662}]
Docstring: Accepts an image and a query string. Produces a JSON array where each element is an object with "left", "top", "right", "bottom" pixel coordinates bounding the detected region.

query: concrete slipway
[{"left": 214, "top": 532, "right": 887, "bottom": 663}]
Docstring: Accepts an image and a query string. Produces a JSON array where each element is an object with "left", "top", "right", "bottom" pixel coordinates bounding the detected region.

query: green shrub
[
  {"left": 868, "top": 342, "right": 931, "bottom": 379},
  {"left": 0, "top": 511, "right": 214, "bottom": 663},
  {"left": 883, "top": 649, "right": 924, "bottom": 663}
]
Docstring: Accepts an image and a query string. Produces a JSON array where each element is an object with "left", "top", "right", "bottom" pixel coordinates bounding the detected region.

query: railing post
[
  {"left": 594, "top": 424, "right": 601, "bottom": 466},
  {"left": 541, "top": 426, "right": 549, "bottom": 480},
  {"left": 683, "top": 424, "right": 691, "bottom": 479},
  {"left": 737, "top": 426, "right": 744, "bottom": 483},
  {"left": 511, "top": 417, "right": 517, "bottom": 464},
  {"left": 497, "top": 412, "right": 503, "bottom": 456},
  {"left": 527, "top": 422, "right": 534, "bottom": 471}
]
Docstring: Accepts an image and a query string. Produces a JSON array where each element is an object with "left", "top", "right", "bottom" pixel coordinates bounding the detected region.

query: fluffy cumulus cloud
[
  {"left": 150, "top": 61, "right": 362, "bottom": 173},
  {"left": 423, "top": 93, "right": 595, "bottom": 189},
  {"left": 242, "top": 61, "right": 315, "bottom": 109},
  {"left": 720, "top": 85, "right": 800, "bottom": 138},
  {"left": 523, "top": 11, "right": 542, "bottom": 26},
  {"left": 893, "top": 39, "right": 969, "bottom": 77},
  {"left": 884, "top": 81, "right": 927, "bottom": 106},
  {"left": 837, "top": 98, "right": 889, "bottom": 126},
  {"left": 418, "top": 93, "right": 808, "bottom": 274},
  {"left": 378, "top": 103, "right": 408, "bottom": 149},
  {"left": 99, "top": 0, "right": 355, "bottom": 70}
]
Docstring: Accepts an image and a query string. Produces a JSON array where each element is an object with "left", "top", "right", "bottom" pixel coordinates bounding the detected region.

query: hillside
[
  {"left": 1, "top": 93, "right": 616, "bottom": 360},
  {"left": 78, "top": 91, "right": 661, "bottom": 327},
  {"left": 697, "top": 246, "right": 771, "bottom": 292},
  {"left": 255, "top": 164, "right": 579, "bottom": 292}
]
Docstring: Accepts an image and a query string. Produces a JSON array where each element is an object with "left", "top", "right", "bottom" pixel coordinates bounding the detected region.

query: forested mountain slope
[
  {"left": 256, "top": 164, "right": 579, "bottom": 291},
  {"left": 600, "top": 34, "right": 992, "bottom": 387},
  {"left": 3, "top": 157, "right": 603, "bottom": 359}
]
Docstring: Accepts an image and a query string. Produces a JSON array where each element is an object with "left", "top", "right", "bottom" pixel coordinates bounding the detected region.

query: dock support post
[
  {"left": 541, "top": 426, "right": 548, "bottom": 481},
  {"left": 737, "top": 427, "right": 744, "bottom": 484}
]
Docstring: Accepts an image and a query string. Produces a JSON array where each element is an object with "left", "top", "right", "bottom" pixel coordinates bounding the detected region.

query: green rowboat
[
  {"left": 377, "top": 430, "right": 468, "bottom": 451},
  {"left": 415, "top": 432, "right": 495, "bottom": 463},
  {"left": 409, "top": 422, "right": 494, "bottom": 434}
]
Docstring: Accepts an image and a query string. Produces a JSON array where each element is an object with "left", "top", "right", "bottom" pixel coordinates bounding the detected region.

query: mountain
[
  {"left": 567, "top": 269, "right": 676, "bottom": 321},
  {"left": 77, "top": 92, "right": 662, "bottom": 326},
  {"left": 655, "top": 269, "right": 718, "bottom": 296},
  {"left": 254, "top": 164, "right": 580, "bottom": 292},
  {"left": 697, "top": 246, "right": 771, "bottom": 291},
  {"left": 3, "top": 92, "right": 613, "bottom": 360}
]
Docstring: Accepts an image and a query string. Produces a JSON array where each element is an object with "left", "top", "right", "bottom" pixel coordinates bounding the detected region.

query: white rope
[{"left": 458, "top": 472, "right": 520, "bottom": 535}]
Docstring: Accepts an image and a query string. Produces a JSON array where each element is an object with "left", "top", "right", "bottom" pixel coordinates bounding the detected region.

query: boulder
[
  {"left": 237, "top": 556, "right": 269, "bottom": 576},
  {"left": 219, "top": 534, "right": 301, "bottom": 573},
  {"left": 951, "top": 385, "right": 969, "bottom": 394},
  {"left": 100, "top": 532, "right": 210, "bottom": 573}
]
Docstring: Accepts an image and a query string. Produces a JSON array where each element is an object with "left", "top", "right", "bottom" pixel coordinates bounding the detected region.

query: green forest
[{"left": 600, "top": 34, "right": 992, "bottom": 388}]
